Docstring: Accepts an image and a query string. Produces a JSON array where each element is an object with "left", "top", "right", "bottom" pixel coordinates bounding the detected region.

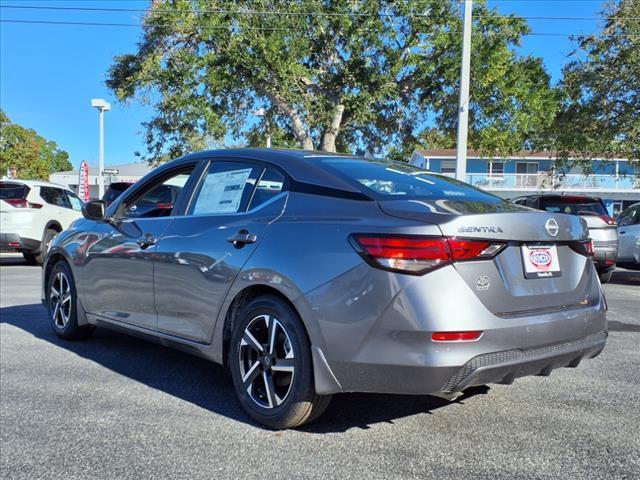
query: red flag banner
[{"left": 78, "top": 161, "right": 90, "bottom": 201}]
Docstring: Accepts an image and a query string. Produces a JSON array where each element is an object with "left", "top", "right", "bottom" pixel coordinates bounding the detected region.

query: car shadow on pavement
[{"left": 0, "top": 303, "right": 488, "bottom": 433}]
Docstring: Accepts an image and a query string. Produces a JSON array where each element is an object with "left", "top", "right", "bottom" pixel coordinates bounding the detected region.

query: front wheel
[
  {"left": 47, "top": 261, "right": 94, "bottom": 340},
  {"left": 229, "top": 295, "right": 331, "bottom": 429}
]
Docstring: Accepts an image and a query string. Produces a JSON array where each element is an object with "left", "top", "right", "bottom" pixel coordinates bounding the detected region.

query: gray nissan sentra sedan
[{"left": 42, "top": 149, "right": 607, "bottom": 429}]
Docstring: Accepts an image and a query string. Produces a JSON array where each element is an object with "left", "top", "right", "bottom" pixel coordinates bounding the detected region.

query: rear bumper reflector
[{"left": 431, "top": 331, "right": 483, "bottom": 342}]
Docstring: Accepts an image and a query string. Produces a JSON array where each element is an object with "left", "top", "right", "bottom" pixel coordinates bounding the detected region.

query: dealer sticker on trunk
[{"left": 522, "top": 244, "right": 561, "bottom": 279}]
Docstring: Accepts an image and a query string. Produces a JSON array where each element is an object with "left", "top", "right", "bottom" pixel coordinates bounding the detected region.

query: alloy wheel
[
  {"left": 50, "top": 272, "right": 72, "bottom": 329},
  {"left": 238, "top": 314, "right": 295, "bottom": 409}
]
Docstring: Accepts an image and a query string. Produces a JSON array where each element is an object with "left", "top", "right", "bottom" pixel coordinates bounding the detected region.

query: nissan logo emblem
[{"left": 545, "top": 218, "right": 559, "bottom": 237}]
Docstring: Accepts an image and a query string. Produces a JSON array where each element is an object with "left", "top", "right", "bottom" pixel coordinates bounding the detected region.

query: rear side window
[
  {"left": 0, "top": 182, "right": 29, "bottom": 199},
  {"left": 190, "top": 161, "right": 262, "bottom": 215},
  {"left": 40, "top": 186, "right": 71, "bottom": 208},
  {"left": 538, "top": 198, "right": 607, "bottom": 216},
  {"left": 319, "top": 158, "right": 504, "bottom": 202},
  {"left": 248, "top": 168, "right": 285, "bottom": 210}
]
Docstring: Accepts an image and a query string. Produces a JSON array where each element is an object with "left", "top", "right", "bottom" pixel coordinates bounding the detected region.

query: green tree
[
  {"left": 108, "top": 0, "right": 558, "bottom": 162},
  {"left": 553, "top": 0, "right": 639, "bottom": 167},
  {"left": 0, "top": 110, "right": 72, "bottom": 180}
]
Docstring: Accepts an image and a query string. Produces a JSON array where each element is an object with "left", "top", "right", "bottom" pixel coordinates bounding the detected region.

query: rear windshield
[
  {"left": 538, "top": 198, "right": 606, "bottom": 216},
  {"left": 0, "top": 182, "right": 29, "bottom": 199},
  {"left": 319, "top": 158, "right": 508, "bottom": 202}
]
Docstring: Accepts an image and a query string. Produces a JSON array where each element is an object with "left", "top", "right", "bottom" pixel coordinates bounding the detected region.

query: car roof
[
  {"left": 0, "top": 178, "right": 73, "bottom": 190},
  {"left": 175, "top": 148, "right": 368, "bottom": 193},
  {"left": 515, "top": 194, "right": 602, "bottom": 202}
]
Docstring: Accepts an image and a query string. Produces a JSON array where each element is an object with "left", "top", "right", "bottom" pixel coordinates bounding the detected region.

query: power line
[
  {"left": 1, "top": 4, "right": 639, "bottom": 21},
  {"left": 4, "top": 18, "right": 638, "bottom": 38}
]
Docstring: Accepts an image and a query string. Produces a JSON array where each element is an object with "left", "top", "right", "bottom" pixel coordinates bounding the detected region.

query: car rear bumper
[
  {"left": 438, "top": 330, "right": 606, "bottom": 394},
  {"left": 0, "top": 233, "right": 40, "bottom": 252}
]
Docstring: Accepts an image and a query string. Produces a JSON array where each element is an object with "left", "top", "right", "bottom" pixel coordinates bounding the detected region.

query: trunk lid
[{"left": 379, "top": 199, "right": 598, "bottom": 316}]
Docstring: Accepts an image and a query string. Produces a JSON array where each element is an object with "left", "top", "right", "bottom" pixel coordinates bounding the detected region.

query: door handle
[
  {"left": 226, "top": 230, "right": 257, "bottom": 248},
  {"left": 619, "top": 231, "right": 626, "bottom": 235},
  {"left": 137, "top": 233, "right": 157, "bottom": 249}
]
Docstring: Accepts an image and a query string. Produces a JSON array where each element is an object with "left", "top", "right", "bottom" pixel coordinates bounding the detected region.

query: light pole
[
  {"left": 253, "top": 108, "right": 271, "bottom": 148},
  {"left": 455, "top": 0, "right": 473, "bottom": 181},
  {"left": 91, "top": 98, "right": 111, "bottom": 198}
]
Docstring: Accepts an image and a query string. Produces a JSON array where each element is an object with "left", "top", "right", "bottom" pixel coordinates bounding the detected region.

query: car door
[
  {"left": 153, "top": 160, "right": 287, "bottom": 343},
  {"left": 618, "top": 206, "right": 640, "bottom": 261},
  {"left": 79, "top": 163, "right": 198, "bottom": 330}
]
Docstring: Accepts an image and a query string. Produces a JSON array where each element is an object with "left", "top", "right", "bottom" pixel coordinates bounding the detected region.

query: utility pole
[
  {"left": 91, "top": 99, "right": 111, "bottom": 198},
  {"left": 455, "top": 0, "right": 473, "bottom": 182}
]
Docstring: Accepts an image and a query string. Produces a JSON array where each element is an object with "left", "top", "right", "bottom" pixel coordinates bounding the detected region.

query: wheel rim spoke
[
  {"left": 271, "top": 357, "right": 294, "bottom": 373},
  {"left": 241, "top": 330, "right": 263, "bottom": 353},
  {"left": 267, "top": 315, "right": 277, "bottom": 355},
  {"left": 242, "top": 361, "right": 261, "bottom": 387},
  {"left": 262, "top": 371, "right": 278, "bottom": 408}
]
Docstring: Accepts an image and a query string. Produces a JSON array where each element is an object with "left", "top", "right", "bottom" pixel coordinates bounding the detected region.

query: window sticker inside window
[{"left": 193, "top": 168, "right": 253, "bottom": 215}]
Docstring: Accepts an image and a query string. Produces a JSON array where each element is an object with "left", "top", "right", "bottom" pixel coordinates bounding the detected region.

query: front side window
[
  {"left": 40, "top": 187, "right": 71, "bottom": 208},
  {"left": 190, "top": 162, "right": 262, "bottom": 215},
  {"left": 123, "top": 167, "right": 194, "bottom": 218}
]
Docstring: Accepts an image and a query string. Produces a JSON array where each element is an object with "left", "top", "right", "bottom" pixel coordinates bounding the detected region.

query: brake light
[
  {"left": 351, "top": 234, "right": 505, "bottom": 275},
  {"left": 4, "top": 199, "right": 43, "bottom": 209},
  {"left": 432, "top": 331, "right": 483, "bottom": 342},
  {"left": 570, "top": 240, "right": 594, "bottom": 257},
  {"left": 599, "top": 215, "right": 616, "bottom": 226}
]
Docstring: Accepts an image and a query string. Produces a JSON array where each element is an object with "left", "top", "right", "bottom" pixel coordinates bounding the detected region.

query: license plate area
[{"left": 521, "top": 244, "right": 561, "bottom": 279}]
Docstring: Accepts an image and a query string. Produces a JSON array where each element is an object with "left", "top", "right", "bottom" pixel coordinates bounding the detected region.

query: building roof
[
  {"left": 413, "top": 149, "right": 629, "bottom": 160},
  {"left": 54, "top": 162, "right": 154, "bottom": 177}
]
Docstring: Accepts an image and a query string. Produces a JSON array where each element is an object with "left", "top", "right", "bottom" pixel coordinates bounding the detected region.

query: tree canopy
[
  {"left": 0, "top": 110, "right": 72, "bottom": 180},
  {"left": 108, "top": 0, "right": 558, "bottom": 162},
  {"left": 553, "top": 0, "right": 639, "bottom": 167}
]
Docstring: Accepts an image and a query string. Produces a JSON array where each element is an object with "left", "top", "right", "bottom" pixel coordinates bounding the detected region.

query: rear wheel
[
  {"left": 22, "top": 253, "right": 38, "bottom": 265},
  {"left": 47, "top": 261, "right": 94, "bottom": 340},
  {"left": 229, "top": 295, "right": 331, "bottom": 429},
  {"left": 28, "top": 228, "right": 59, "bottom": 266}
]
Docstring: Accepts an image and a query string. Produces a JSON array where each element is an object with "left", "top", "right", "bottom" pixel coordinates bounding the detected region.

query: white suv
[{"left": 0, "top": 179, "right": 84, "bottom": 265}]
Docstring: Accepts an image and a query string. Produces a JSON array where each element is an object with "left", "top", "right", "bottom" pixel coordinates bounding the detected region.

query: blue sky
[{"left": 1, "top": 0, "right": 605, "bottom": 169}]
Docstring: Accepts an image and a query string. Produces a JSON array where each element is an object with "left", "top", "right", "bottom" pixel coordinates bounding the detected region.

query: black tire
[
  {"left": 47, "top": 260, "right": 95, "bottom": 340},
  {"left": 599, "top": 270, "right": 613, "bottom": 284},
  {"left": 229, "top": 295, "right": 331, "bottom": 429},
  {"left": 22, "top": 253, "right": 38, "bottom": 265},
  {"left": 29, "top": 228, "right": 58, "bottom": 266}
]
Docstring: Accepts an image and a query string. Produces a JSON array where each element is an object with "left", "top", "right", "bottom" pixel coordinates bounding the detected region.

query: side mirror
[{"left": 82, "top": 200, "right": 107, "bottom": 221}]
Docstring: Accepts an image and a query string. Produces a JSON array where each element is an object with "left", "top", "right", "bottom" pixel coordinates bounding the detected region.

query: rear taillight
[
  {"left": 4, "top": 198, "right": 43, "bottom": 209},
  {"left": 570, "top": 240, "right": 594, "bottom": 257},
  {"left": 350, "top": 234, "right": 505, "bottom": 275},
  {"left": 432, "top": 331, "right": 483, "bottom": 342},
  {"left": 599, "top": 215, "right": 616, "bottom": 226}
]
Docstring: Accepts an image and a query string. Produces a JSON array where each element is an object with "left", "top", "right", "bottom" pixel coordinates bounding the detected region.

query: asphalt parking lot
[{"left": 1, "top": 255, "right": 638, "bottom": 480}]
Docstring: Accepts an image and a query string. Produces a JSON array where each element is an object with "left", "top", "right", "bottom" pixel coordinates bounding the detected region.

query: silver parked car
[
  {"left": 616, "top": 203, "right": 640, "bottom": 270},
  {"left": 511, "top": 195, "right": 618, "bottom": 283},
  {"left": 42, "top": 149, "right": 607, "bottom": 429}
]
